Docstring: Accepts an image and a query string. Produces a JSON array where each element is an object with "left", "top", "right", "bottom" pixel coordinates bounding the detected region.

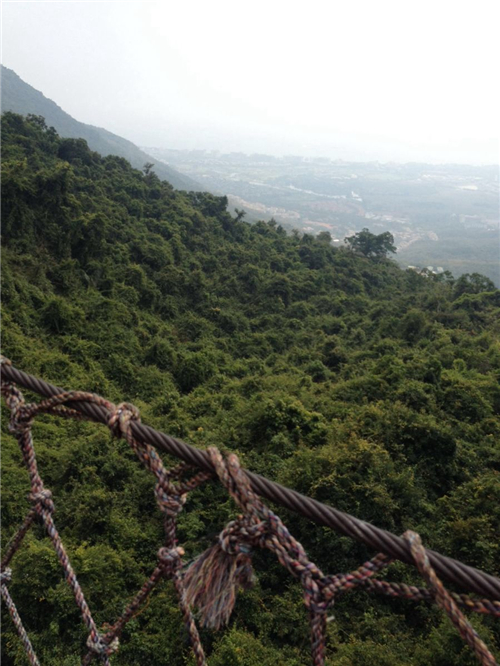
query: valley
[{"left": 147, "top": 148, "right": 500, "bottom": 284}]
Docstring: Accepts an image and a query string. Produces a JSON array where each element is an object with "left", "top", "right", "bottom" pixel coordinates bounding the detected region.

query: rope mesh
[{"left": 1, "top": 359, "right": 499, "bottom": 665}]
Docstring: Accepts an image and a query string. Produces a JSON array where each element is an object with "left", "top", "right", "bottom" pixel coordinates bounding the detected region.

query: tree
[
  {"left": 26, "top": 114, "right": 48, "bottom": 131},
  {"left": 234, "top": 208, "right": 246, "bottom": 222},
  {"left": 453, "top": 272, "right": 495, "bottom": 298},
  {"left": 344, "top": 228, "right": 396, "bottom": 259},
  {"left": 317, "top": 231, "right": 332, "bottom": 244}
]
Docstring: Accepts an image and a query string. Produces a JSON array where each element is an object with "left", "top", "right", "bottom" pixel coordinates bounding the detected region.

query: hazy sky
[{"left": 2, "top": 0, "right": 499, "bottom": 163}]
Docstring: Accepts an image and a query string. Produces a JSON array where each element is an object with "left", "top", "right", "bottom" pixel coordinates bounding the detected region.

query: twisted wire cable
[
  {"left": 2, "top": 359, "right": 498, "bottom": 600},
  {"left": 1, "top": 358, "right": 499, "bottom": 666}
]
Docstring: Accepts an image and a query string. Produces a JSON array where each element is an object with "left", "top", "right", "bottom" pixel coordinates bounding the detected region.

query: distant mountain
[{"left": 0, "top": 66, "right": 202, "bottom": 191}]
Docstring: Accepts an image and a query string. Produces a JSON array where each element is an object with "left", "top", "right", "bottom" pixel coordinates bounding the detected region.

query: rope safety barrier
[
  {"left": 1, "top": 357, "right": 499, "bottom": 665},
  {"left": 2, "top": 359, "right": 499, "bottom": 600}
]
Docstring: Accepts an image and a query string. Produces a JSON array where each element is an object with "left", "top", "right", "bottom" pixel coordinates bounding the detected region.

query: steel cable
[{"left": 1, "top": 361, "right": 499, "bottom": 600}]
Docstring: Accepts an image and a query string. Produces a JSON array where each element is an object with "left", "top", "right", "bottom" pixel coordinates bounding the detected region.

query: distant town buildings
[
  {"left": 408, "top": 265, "right": 446, "bottom": 276},
  {"left": 460, "top": 214, "right": 487, "bottom": 229}
]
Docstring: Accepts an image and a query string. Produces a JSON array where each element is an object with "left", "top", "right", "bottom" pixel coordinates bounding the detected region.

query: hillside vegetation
[{"left": 1, "top": 113, "right": 499, "bottom": 665}]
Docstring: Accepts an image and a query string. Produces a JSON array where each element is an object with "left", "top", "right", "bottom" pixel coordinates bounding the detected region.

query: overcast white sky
[{"left": 2, "top": 0, "right": 499, "bottom": 163}]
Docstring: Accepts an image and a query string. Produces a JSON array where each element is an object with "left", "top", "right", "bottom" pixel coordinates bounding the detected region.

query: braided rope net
[{"left": 1, "top": 358, "right": 499, "bottom": 665}]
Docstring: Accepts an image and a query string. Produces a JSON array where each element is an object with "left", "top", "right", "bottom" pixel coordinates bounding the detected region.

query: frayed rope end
[{"left": 183, "top": 535, "right": 254, "bottom": 630}]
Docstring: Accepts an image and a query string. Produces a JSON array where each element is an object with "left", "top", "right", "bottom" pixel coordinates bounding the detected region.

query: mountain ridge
[{"left": 0, "top": 65, "right": 203, "bottom": 191}]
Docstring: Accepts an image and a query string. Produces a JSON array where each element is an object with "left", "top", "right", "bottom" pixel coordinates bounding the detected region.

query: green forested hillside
[
  {"left": 0, "top": 66, "right": 202, "bottom": 191},
  {"left": 1, "top": 113, "right": 499, "bottom": 665}
]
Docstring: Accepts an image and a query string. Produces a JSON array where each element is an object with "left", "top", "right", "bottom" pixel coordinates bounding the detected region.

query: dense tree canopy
[
  {"left": 1, "top": 113, "right": 499, "bottom": 665},
  {"left": 345, "top": 228, "right": 397, "bottom": 259}
]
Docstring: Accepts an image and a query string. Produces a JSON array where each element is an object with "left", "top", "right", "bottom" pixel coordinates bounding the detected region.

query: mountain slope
[
  {"left": 2, "top": 113, "right": 500, "bottom": 665},
  {"left": 0, "top": 66, "right": 202, "bottom": 191}
]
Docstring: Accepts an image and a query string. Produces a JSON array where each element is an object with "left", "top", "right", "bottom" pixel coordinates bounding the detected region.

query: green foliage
[
  {"left": 344, "top": 228, "right": 397, "bottom": 259},
  {"left": 1, "top": 113, "right": 499, "bottom": 665},
  {"left": 453, "top": 273, "right": 496, "bottom": 298},
  {"left": 209, "top": 628, "right": 289, "bottom": 666}
]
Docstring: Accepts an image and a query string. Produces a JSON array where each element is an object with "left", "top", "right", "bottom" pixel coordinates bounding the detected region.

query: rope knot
[
  {"left": 158, "top": 546, "right": 184, "bottom": 575},
  {"left": 219, "top": 518, "right": 255, "bottom": 556},
  {"left": 0, "top": 568, "right": 12, "bottom": 584},
  {"left": 282, "top": 551, "right": 332, "bottom": 615},
  {"left": 183, "top": 449, "right": 257, "bottom": 630},
  {"left": 302, "top": 575, "right": 330, "bottom": 614},
  {"left": 9, "top": 404, "right": 33, "bottom": 435},
  {"left": 107, "top": 402, "right": 140, "bottom": 438},
  {"left": 86, "top": 631, "right": 120, "bottom": 656},
  {"left": 30, "top": 488, "right": 55, "bottom": 514},
  {"left": 155, "top": 482, "right": 186, "bottom": 516}
]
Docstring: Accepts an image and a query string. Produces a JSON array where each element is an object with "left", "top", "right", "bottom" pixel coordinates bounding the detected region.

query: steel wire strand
[
  {"left": 182, "top": 448, "right": 499, "bottom": 666},
  {"left": 2, "top": 359, "right": 499, "bottom": 601},
  {"left": 1, "top": 361, "right": 499, "bottom": 666}
]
